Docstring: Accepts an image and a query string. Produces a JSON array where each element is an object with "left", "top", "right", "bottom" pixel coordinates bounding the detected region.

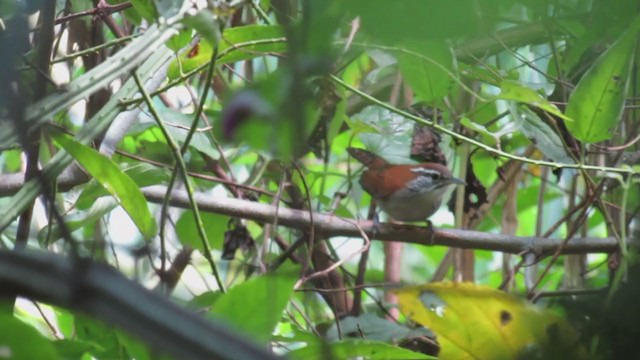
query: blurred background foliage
[{"left": 1, "top": 0, "right": 639, "bottom": 359}]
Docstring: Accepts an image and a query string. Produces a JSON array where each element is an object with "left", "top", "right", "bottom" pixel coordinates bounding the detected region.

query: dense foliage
[{"left": 1, "top": 0, "right": 639, "bottom": 359}]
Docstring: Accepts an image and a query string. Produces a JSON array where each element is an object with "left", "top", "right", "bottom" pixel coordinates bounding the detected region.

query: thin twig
[
  {"left": 133, "top": 72, "right": 226, "bottom": 292},
  {"left": 294, "top": 219, "right": 370, "bottom": 289}
]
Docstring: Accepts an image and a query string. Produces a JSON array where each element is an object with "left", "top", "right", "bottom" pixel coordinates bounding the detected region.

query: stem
[{"left": 133, "top": 73, "right": 226, "bottom": 292}]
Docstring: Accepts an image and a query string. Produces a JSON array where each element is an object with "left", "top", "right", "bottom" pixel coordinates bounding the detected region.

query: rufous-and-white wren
[{"left": 347, "top": 147, "right": 465, "bottom": 222}]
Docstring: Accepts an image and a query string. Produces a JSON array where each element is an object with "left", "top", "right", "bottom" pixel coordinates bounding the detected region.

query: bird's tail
[{"left": 346, "top": 147, "right": 388, "bottom": 169}]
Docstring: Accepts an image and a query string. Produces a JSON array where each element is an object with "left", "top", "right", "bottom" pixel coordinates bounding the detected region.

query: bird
[{"left": 347, "top": 147, "right": 465, "bottom": 222}]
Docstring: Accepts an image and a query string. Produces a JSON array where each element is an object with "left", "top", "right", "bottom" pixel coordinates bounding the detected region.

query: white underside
[{"left": 378, "top": 187, "right": 448, "bottom": 222}]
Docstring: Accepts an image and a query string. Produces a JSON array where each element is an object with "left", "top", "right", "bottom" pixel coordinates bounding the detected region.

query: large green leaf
[
  {"left": 394, "top": 283, "right": 585, "bottom": 359},
  {"left": 167, "top": 25, "right": 286, "bottom": 79},
  {"left": 565, "top": 15, "right": 640, "bottom": 143},
  {"left": 397, "top": 39, "right": 455, "bottom": 103},
  {"left": 51, "top": 131, "right": 157, "bottom": 240},
  {"left": 0, "top": 314, "right": 58, "bottom": 360},
  {"left": 208, "top": 270, "right": 297, "bottom": 345}
]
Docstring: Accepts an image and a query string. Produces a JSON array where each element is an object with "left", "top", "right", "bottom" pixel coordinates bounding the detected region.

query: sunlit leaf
[
  {"left": 394, "top": 282, "right": 586, "bottom": 360},
  {"left": 51, "top": 131, "right": 157, "bottom": 240},
  {"left": 168, "top": 25, "right": 286, "bottom": 79},
  {"left": 565, "top": 15, "right": 640, "bottom": 143}
]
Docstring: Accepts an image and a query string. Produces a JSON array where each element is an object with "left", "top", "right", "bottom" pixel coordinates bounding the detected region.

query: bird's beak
[{"left": 448, "top": 177, "right": 466, "bottom": 186}]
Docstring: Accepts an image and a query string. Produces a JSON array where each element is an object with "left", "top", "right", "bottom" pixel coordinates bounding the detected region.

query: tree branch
[
  {"left": 0, "top": 173, "right": 632, "bottom": 255},
  {"left": 0, "top": 249, "right": 278, "bottom": 360},
  {"left": 142, "top": 185, "right": 632, "bottom": 255}
]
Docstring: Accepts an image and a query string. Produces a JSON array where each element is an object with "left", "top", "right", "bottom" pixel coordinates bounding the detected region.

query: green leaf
[
  {"left": 74, "top": 315, "right": 122, "bottom": 358},
  {"left": 116, "top": 331, "right": 154, "bottom": 360},
  {"left": 54, "top": 307, "right": 75, "bottom": 339},
  {"left": 208, "top": 269, "right": 298, "bottom": 344},
  {"left": 76, "top": 163, "right": 168, "bottom": 210},
  {"left": 186, "top": 291, "right": 223, "bottom": 311},
  {"left": 168, "top": 25, "right": 286, "bottom": 79},
  {"left": 0, "top": 314, "right": 58, "bottom": 360},
  {"left": 460, "top": 117, "right": 503, "bottom": 145},
  {"left": 166, "top": 28, "right": 193, "bottom": 52},
  {"left": 496, "top": 80, "right": 572, "bottom": 122},
  {"left": 2, "top": 149, "right": 22, "bottom": 172},
  {"left": 289, "top": 340, "right": 434, "bottom": 360},
  {"left": 565, "top": 15, "right": 640, "bottom": 143},
  {"left": 181, "top": 10, "right": 220, "bottom": 45},
  {"left": 51, "top": 131, "right": 157, "bottom": 240},
  {"left": 397, "top": 39, "right": 455, "bottom": 102},
  {"left": 53, "top": 339, "right": 100, "bottom": 359},
  {"left": 130, "top": 0, "right": 158, "bottom": 22},
  {"left": 175, "top": 210, "right": 229, "bottom": 251}
]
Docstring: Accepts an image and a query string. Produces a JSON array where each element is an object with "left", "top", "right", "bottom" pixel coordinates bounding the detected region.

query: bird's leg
[
  {"left": 425, "top": 219, "right": 435, "bottom": 246},
  {"left": 367, "top": 201, "right": 380, "bottom": 239},
  {"left": 371, "top": 211, "right": 381, "bottom": 238}
]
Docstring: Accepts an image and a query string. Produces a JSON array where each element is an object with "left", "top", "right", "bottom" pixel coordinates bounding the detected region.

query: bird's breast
[{"left": 378, "top": 186, "right": 447, "bottom": 222}]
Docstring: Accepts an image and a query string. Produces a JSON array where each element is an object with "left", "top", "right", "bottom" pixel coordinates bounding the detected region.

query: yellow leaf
[{"left": 393, "top": 282, "right": 585, "bottom": 360}]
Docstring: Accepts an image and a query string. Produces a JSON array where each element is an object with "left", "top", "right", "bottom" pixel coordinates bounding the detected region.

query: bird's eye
[{"left": 430, "top": 173, "right": 440, "bottom": 180}]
